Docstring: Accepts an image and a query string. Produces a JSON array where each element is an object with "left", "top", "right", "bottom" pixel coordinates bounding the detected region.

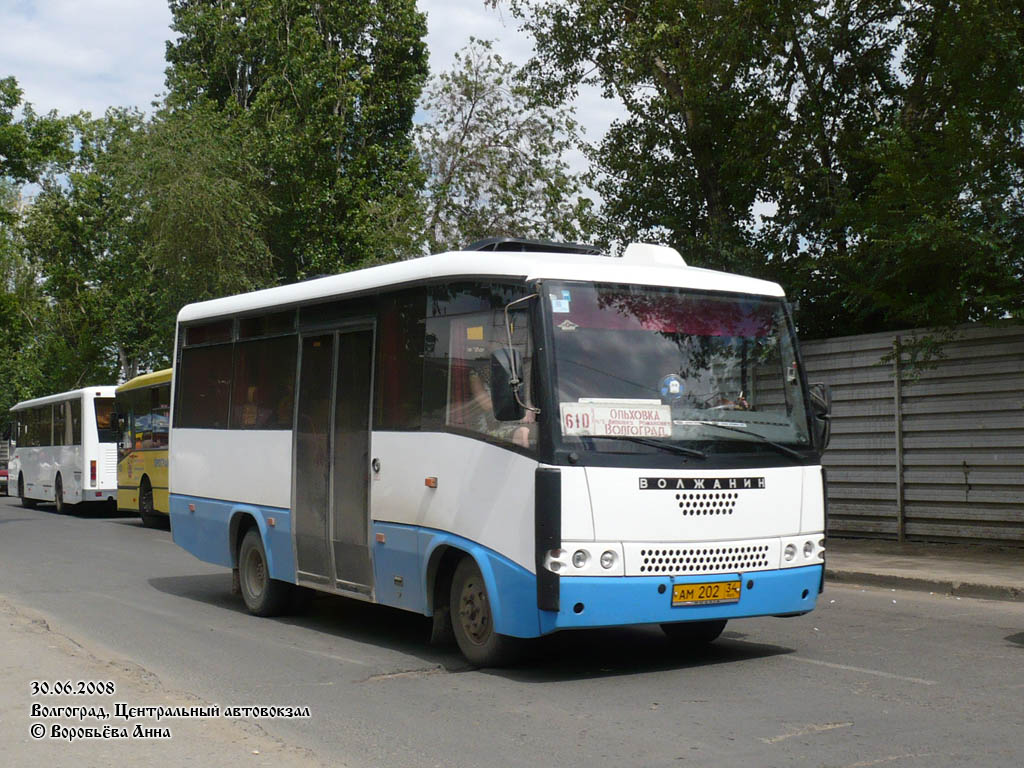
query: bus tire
[
  {"left": 138, "top": 478, "right": 165, "bottom": 529},
  {"left": 54, "top": 473, "right": 68, "bottom": 514},
  {"left": 238, "top": 528, "right": 290, "bottom": 617},
  {"left": 660, "top": 619, "right": 727, "bottom": 646},
  {"left": 450, "top": 557, "right": 520, "bottom": 667},
  {"left": 18, "top": 475, "right": 36, "bottom": 509}
]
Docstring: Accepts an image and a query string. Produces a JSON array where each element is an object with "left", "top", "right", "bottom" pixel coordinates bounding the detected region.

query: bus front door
[{"left": 293, "top": 326, "right": 375, "bottom": 594}]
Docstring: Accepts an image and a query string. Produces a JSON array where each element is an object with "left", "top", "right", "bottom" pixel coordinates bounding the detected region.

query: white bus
[
  {"left": 8, "top": 387, "right": 119, "bottom": 512},
  {"left": 169, "top": 239, "right": 831, "bottom": 666}
]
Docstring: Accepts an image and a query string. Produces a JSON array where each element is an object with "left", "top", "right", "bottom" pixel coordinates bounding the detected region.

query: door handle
[{"left": 371, "top": 458, "right": 380, "bottom": 474}]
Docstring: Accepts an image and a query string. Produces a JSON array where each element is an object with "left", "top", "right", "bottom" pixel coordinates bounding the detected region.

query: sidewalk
[
  {"left": 825, "top": 537, "right": 1024, "bottom": 602},
  {"left": 0, "top": 595, "right": 327, "bottom": 766}
]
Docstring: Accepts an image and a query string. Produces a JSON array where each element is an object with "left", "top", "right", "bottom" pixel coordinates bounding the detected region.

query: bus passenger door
[
  {"left": 331, "top": 328, "right": 374, "bottom": 591},
  {"left": 293, "top": 326, "right": 375, "bottom": 594},
  {"left": 294, "top": 335, "right": 335, "bottom": 585}
]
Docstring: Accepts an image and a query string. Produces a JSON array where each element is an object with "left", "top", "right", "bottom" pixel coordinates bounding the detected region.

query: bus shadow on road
[
  {"left": 148, "top": 574, "right": 454, "bottom": 661},
  {"left": 148, "top": 574, "right": 793, "bottom": 677},
  {"left": 35, "top": 501, "right": 135, "bottom": 519},
  {"left": 503, "top": 628, "right": 793, "bottom": 682}
]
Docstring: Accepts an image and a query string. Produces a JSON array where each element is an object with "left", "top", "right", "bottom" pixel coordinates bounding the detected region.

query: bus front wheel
[
  {"left": 660, "top": 619, "right": 728, "bottom": 646},
  {"left": 449, "top": 557, "right": 520, "bottom": 667},
  {"left": 238, "top": 529, "right": 290, "bottom": 617},
  {"left": 18, "top": 475, "right": 35, "bottom": 509}
]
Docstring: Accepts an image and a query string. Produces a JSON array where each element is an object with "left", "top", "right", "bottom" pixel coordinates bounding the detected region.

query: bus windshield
[{"left": 547, "top": 282, "right": 812, "bottom": 454}]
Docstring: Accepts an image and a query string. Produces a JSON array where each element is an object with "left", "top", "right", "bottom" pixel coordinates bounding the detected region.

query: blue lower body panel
[
  {"left": 540, "top": 566, "right": 822, "bottom": 635},
  {"left": 169, "top": 494, "right": 295, "bottom": 582},
  {"left": 372, "top": 522, "right": 822, "bottom": 639}
]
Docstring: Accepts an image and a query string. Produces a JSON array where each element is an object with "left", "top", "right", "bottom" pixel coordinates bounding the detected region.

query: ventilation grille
[
  {"left": 675, "top": 491, "right": 739, "bottom": 516},
  {"left": 624, "top": 539, "right": 779, "bottom": 576}
]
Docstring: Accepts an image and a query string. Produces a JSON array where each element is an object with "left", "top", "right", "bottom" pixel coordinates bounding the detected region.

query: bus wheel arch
[
  {"left": 229, "top": 511, "right": 259, "bottom": 569},
  {"left": 425, "top": 545, "right": 465, "bottom": 645}
]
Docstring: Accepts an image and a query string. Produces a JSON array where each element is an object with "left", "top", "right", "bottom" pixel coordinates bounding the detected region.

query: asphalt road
[{"left": 1, "top": 494, "right": 1022, "bottom": 767}]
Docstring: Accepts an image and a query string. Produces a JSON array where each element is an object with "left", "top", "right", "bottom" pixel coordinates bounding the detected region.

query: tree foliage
[
  {"left": 417, "top": 39, "right": 594, "bottom": 252},
  {"left": 165, "top": 0, "right": 430, "bottom": 277},
  {"left": 502, "top": 0, "right": 1024, "bottom": 337}
]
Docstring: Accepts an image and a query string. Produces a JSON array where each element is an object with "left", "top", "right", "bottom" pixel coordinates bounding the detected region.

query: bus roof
[
  {"left": 177, "top": 245, "right": 786, "bottom": 324},
  {"left": 116, "top": 368, "right": 172, "bottom": 394},
  {"left": 10, "top": 386, "right": 117, "bottom": 412}
]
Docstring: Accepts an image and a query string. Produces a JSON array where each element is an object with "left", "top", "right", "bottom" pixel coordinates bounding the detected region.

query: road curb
[{"left": 825, "top": 568, "right": 1024, "bottom": 603}]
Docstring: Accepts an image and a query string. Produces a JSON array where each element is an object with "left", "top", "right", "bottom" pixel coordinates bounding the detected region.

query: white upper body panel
[
  {"left": 176, "top": 247, "right": 786, "bottom": 324},
  {"left": 370, "top": 432, "right": 538, "bottom": 572},
  {"left": 171, "top": 429, "right": 292, "bottom": 509},
  {"left": 10, "top": 386, "right": 116, "bottom": 412}
]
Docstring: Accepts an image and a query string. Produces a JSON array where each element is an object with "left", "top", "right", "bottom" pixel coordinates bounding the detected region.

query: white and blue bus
[
  {"left": 169, "top": 239, "right": 831, "bottom": 666},
  {"left": 9, "top": 387, "right": 119, "bottom": 512}
]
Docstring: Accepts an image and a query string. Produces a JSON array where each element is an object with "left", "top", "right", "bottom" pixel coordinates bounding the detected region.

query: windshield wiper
[
  {"left": 613, "top": 436, "right": 707, "bottom": 459},
  {"left": 689, "top": 421, "right": 806, "bottom": 460}
]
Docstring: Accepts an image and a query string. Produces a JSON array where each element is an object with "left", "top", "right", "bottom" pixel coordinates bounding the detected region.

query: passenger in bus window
[{"left": 466, "top": 366, "right": 536, "bottom": 449}]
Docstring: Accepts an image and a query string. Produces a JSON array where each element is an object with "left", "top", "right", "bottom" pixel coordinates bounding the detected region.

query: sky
[{"left": 0, "top": 1, "right": 618, "bottom": 167}]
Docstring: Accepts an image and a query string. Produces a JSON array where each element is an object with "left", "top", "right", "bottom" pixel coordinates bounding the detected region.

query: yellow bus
[{"left": 116, "top": 369, "right": 171, "bottom": 528}]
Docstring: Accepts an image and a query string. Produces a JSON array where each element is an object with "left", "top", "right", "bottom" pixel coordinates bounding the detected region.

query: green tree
[
  {"left": 502, "top": 0, "right": 1024, "bottom": 338},
  {"left": 761, "top": 0, "right": 1024, "bottom": 337},
  {"left": 0, "top": 180, "right": 49, "bottom": 416},
  {"left": 501, "top": 0, "right": 785, "bottom": 273},
  {"left": 0, "top": 77, "right": 73, "bottom": 412},
  {"left": 165, "top": 0, "right": 430, "bottom": 278},
  {"left": 18, "top": 110, "right": 149, "bottom": 389},
  {"left": 417, "top": 39, "right": 594, "bottom": 252},
  {"left": 0, "top": 77, "right": 73, "bottom": 190},
  {"left": 123, "top": 99, "right": 277, "bottom": 307}
]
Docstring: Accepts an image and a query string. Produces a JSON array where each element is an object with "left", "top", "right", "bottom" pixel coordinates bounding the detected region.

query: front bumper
[{"left": 538, "top": 565, "right": 822, "bottom": 634}]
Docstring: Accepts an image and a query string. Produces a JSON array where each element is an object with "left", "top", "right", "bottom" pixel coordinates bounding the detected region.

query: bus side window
[
  {"left": 444, "top": 310, "right": 536, "bottom": 449},
  {"left": 152, "top": 386, "right": 170, "bottom": 448}
]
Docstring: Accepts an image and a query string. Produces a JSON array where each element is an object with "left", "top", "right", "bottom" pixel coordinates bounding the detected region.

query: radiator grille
[{"left": 624, "top": 539, "right": 779, "bottom": 576}]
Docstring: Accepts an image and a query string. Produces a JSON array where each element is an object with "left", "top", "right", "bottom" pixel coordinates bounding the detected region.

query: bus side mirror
[
  {"left": 490, "top": 348, "right": 525, "bottom": 422},
  {"left": 809, "top": 382, "right": 832, "bottom": 450}
]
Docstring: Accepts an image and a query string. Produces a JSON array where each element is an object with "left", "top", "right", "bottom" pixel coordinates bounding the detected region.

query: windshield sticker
[
  {"left": 561, "top": 401, "right": 672, "bottom": 437},
  {"left": 557, "top": 319, "right": 579, "bottom": 332},
  {"left": 549, "top": 292, "right": 571, "bottom": 313},
  {"left": 674, "top": 419, "right": 748, "bottom": 428},
  {"left": 659, "top": 374, "right": 686, "bottom": 400},
  {"left": 466, "top": 325, "right": 484, "bottom": 340}
]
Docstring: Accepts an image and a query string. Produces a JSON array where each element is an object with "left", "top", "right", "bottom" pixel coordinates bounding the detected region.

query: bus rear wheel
[
  {"left": 18, "top": 475, "right": 36, "bottom": 509},
  {"left": 238, "top": 529, "right": 290, "bottom": 617},
  {"left": 449, "top": 557, "right": 520, "bottom": 667},
  {"left": 138, "top": 478, "right": 165, "bottom": 529},
  {"left": 660, "top": 619, "right": 728, "bottom": 646},
  {"left": 54, "top": 473, "right": 69, "bottom": 514}
]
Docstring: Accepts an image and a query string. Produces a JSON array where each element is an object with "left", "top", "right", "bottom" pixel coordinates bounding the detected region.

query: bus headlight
[
  {"left": 572, "top": 550, "right": 589, "bottom": 569},
  {"left": 780, "top": 535, "right": 825, "bottom": 567},
  {"left": 600, "top": 550, "right": 617, "bottom": 569}
]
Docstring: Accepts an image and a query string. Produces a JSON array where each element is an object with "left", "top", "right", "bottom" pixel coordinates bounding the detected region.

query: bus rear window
[{"left": 94, "top": 398, "right": 117, "bottom": 443}]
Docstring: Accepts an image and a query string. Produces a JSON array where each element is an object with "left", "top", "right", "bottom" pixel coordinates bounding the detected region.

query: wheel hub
[
  {"left": 244, "top": 550, "right": 266, "bottom": 598},
  {"left": 458, "top": 580, "right": 490, "bottom": 644}
]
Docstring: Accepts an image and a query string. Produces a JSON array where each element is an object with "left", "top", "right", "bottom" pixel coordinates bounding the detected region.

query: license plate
[{"left": 671, "top": 580, "right": 741, "bottom": 607}]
